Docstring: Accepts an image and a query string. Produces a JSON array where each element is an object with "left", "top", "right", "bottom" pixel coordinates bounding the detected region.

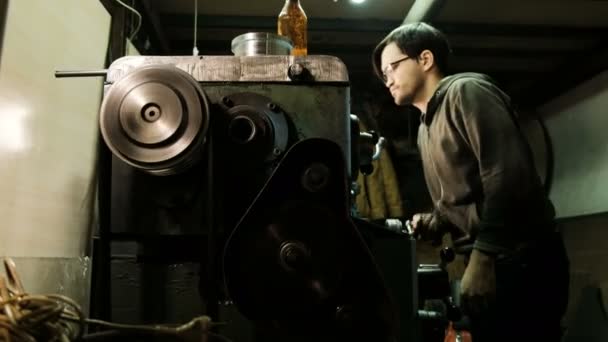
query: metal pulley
[{"left": 100, "top": 65, "right": 210, "bottom": 175}]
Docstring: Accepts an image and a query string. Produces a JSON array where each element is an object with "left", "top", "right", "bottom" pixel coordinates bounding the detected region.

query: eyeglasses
[{"left": 381, "top": 56, "right": 412, "bottom": 83}]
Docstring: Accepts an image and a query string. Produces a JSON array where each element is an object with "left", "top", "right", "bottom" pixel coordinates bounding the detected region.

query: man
[{"left": 372, "top": 22, "right": 569, "bottom": 341}]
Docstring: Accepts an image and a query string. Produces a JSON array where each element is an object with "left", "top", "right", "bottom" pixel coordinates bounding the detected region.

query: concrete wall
[
  {"left": 537, "top": 70, "right": 608, "bottom": 340},
  {"left": 540, "top": 70, "right": 608, "bottom": 218},
  {"left": 0, "top": 0, "right": 110, "bottom": 311}
]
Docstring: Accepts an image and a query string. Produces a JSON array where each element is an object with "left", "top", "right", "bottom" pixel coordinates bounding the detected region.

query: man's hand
[
  {"left": 460, "top": 249, "right": 496, "bottom": 316},
  {"left": 410, "top": 212, "right": 445, "bottom": 245}
]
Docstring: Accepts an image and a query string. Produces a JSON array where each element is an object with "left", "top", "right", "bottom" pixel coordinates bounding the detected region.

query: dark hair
[{"left": 372, "top": 22, "right": 451, "bottom": 80}]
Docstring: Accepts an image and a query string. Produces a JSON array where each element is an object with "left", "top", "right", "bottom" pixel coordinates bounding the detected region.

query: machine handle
[
  {"left": 54, "top": 70, "right": 108, "bottom": 78},
  {"left": 371, "top": 136, "right": 386, "bottom": 161}
]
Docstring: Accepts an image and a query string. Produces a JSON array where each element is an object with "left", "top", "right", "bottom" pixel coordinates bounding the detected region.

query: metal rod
[{"left": 54, "top": 70, "right": 108, "bottom": 78}]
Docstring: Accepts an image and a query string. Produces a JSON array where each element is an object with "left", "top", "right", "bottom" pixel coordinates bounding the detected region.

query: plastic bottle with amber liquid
[{"left": 277, "top": 0, "right": 308, "bottom": 56}]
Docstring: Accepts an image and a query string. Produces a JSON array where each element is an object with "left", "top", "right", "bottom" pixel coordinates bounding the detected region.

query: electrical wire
[
  {"left": 0, "top": 259, "right": 86, "bottom": 341},
  {"left": 0, "top": 258, "right": 232, "bottom": 342},
  {"left": 114, "top": 0, "right": 142, "bottom": 42},
  {"left": 193, "top": 0, "right": 199, "bottom": 55}
]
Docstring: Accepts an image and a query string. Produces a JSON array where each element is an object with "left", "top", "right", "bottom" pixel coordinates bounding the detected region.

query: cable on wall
[
  {"left": 193, "top": 0, "right": 199, "bottom": 56},
  {"left": 114, "top": 0, "right": 142, "bottom": 42}
]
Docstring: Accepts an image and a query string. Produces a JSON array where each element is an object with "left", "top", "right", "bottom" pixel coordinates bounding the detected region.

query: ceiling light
[{"left": 350, "top": 0, "right": 366, "bottom": 4}]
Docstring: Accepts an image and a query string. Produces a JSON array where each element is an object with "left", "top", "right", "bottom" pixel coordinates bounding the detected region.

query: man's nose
[{"left": 385, "top": 77, "right": 393, "bottom": 87}]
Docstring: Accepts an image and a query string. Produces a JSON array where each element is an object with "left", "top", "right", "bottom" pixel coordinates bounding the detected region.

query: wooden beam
[
  {"left": 99, "top": 0, "right": 127, "bottom": 64},
  {"left": 141, "top": 0, "right": 171, "bottom": 54},
  {"left": 109, "top": 3, "right": 126, "bottom": 62},
  {"left": 160, "top": 14, "right": 608, "bottom": 38},
  {"left": 91, "top": 0, "right": 128, "bottom": 324},
  {"left": 517, "top": 41, "right": 608, "bottom": 109},
  {"left": 403, "top": 0, "right": 446, "bottom": 24},
  {"left": 99, "top": 0, "right": 113, "bottom": 14},
  {"left": 162, "top": 14, "right": 400, "bottom": 32},
  {"left": 434, "top": 22, "right": 608, "bottom": 39},
  {"left": 170, "top": 38, "right": 585, "bottom": 60},
  {"left": 0, "top": 0, "right": 8, "bottom": 65}
]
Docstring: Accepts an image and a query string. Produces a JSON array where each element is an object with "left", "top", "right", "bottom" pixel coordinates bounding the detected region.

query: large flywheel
[{"left": 100, "top": 65, "right": 210, "bottom": 175}]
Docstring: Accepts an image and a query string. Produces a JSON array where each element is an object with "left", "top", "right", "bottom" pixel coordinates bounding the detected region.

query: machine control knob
[
  {"left": 279, "top": 241, "right": 311, "bottom": 273},
  {"left": 288, "top": 63, "right": 312, "bottom": 81}
]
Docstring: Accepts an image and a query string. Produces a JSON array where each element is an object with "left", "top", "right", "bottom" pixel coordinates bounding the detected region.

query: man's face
[{"left": 380, "top": 42, "right": 423, "bottom": 106}]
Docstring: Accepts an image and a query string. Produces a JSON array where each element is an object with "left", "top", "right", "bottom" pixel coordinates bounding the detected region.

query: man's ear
[{"left": 418, "top": 50, "right": 435, "bottom": 72}]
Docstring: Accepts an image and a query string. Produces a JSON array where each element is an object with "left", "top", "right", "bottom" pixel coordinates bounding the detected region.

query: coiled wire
[{"left": 0, "top": 258, "right": 231, "bottom": 342}]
